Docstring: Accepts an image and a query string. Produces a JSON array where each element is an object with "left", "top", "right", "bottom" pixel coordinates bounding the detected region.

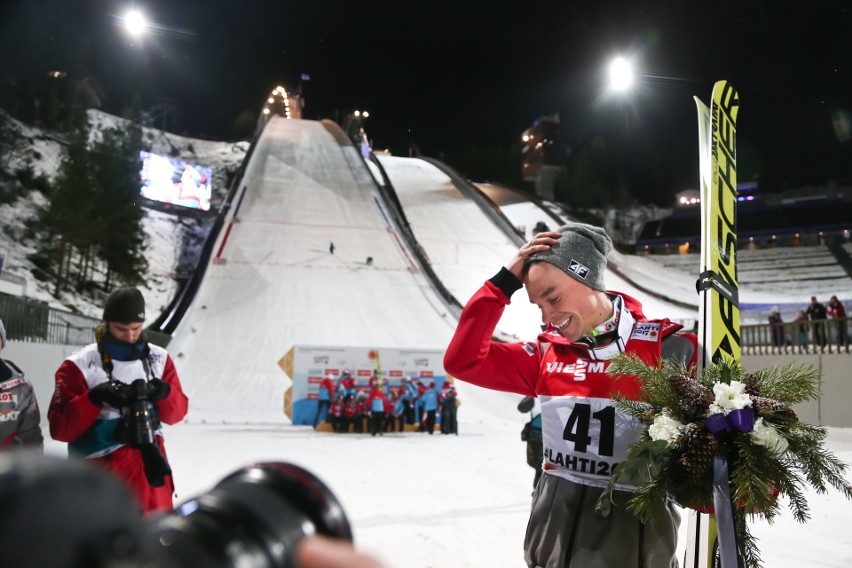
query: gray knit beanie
[
  {"left": 525, "top": 222, "right": 612, "bottom": 291},
  {"left": 0, "top": 317, "right": 6, "bottom": 351}
]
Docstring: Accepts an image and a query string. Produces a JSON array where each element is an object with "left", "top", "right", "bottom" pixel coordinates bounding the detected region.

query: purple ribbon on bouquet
[
  {"left": 706, "top": 408, "right": 755, "bottom": 567},
  {"left": 706, "top": 407, "right": 756, "bottom": 437}
]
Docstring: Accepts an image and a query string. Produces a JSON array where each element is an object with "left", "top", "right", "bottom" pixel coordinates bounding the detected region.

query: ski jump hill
[{"left": 168, "top": 116, "right": 696, "bottom": 424}]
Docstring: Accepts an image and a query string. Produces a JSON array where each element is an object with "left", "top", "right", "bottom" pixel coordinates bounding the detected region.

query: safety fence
[
  {"left": 742, "top": 318, "right": 850, "bottom": 355},
  {"left": 0, "top": 293, "right": 99, "bottom": 345}
]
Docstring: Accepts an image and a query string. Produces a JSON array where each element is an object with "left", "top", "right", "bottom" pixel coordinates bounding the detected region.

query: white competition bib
[{"left": 540, "top": 394, "right": 644, "bottom": 489}]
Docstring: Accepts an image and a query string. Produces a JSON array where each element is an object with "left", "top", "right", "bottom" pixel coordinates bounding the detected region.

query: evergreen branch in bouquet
[
  {"left": 783, "top": 422, "right": 852, "bottom": 500},
  {"left": 624, "top": 476, "right": 670, "bottom": 523},
  {"left": 771, "top": 466, "right": 812, "bottom": 524},
  {"left": 744, "top": 363, "right": 821, "bottom": 404},
  {"left": 607, "top": 353, "right": 673, "bottom": 389},
  {"left": 609, "top": 395, "right": 657, "bottom": 424},
  {"left": 735, "top": 512, "right": 763, "bottom": 568},
  {"left": 608, "top": 354, "right": 703, "bottom": 422},
  {"left": 729, "top": 437, "right": 784, "bottom": 520},
  {"left": 594, "top": 438, "right": 671, "bottom": 519}
]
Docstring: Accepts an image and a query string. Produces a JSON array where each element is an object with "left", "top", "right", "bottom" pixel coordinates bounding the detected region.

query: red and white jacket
[
  {"left": 48, "top": 342, "right": 188, "bottom": 512},
  {"left": 445, "top": 280, "right": 696, "bottom": 490}
]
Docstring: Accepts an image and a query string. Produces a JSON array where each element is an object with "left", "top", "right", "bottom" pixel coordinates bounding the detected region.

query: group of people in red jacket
[{"left": 316, "top": 371, "right": 458, "bottom": 436}]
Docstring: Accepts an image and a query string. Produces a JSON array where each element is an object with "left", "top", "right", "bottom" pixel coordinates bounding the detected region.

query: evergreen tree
[
  {"left": 30, "top": 121, "right": 148, "bottom": 295},
  {"left": 30, "top": 125, "right": 97, "bottom": 293},
  {"left": 89, "top": 124, "right": 147, "bottom": 289}
]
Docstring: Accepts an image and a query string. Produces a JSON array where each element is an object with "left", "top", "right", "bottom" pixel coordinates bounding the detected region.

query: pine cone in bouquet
[
  {"left": 668, "top": 374, "right": 714, "bottom": 420},
  {"left": 751, "top": 395, "right": 798, "bottom": 421},
  {"left": 743, "top": 372, "right": 761, "bottom": 396},
  {"left": 638, "top": 408, "right": 658, "bottom": 425},
  {"left": 676, "top": 422, "right": 718, "bottom": 482}
]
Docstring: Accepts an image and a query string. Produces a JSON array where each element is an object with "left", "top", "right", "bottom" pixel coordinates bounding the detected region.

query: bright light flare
[
  {"left": 609, "top": 57, "right": 634, "bottom": 91},
  {"left": 123, "top": 10, "right": 148, "bottom": 37}
]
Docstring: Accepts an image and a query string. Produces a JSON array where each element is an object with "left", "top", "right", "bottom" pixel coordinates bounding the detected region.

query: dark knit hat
[
  {"left": 103, "top": 287, "right": 146, "bottom": 323},
  {"left": 525, "top": 222, "right": 612, "bottom": 291}
]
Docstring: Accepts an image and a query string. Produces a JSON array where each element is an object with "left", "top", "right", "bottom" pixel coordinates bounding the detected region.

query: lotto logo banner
[
  {"left": 0, "top": 379, "right": 24, "bottom": 390},
  {"left": 288, "top": 345, "right": 447, "bottom": 425},
  {"left": 0, "top": 392, "right": 15, "bottom": 403}
]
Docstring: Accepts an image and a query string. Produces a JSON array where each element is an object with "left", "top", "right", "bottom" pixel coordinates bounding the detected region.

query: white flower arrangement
[{"left": 708, "top": 379, "right": 752, "bottom": 415}]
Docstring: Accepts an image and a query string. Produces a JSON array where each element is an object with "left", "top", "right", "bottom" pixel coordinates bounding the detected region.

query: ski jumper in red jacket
[{"left": 444, "top": 225, "right": 697, "bottom": 568}]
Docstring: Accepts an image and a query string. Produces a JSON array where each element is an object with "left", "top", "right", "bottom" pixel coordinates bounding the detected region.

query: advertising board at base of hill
[{"left": 285, "top": 345, "right": 447, "bottom": 425}]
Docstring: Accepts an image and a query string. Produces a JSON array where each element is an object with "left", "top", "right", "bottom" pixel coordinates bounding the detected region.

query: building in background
[{"left": 521, "top": 114, "right": 563, "bottom": 201}]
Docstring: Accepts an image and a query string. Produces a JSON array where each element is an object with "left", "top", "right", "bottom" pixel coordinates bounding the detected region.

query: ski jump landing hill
[
  {"left": 167, "top": 117, "right": 460, "bottom": 424},
  {"left": 377, "top": 156, "right": 698, "bottom": 326}
]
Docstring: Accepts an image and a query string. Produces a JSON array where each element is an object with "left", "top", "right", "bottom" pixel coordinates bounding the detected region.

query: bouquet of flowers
[{"left": 594, "top": 354, "right": 852, "bottom": 568}]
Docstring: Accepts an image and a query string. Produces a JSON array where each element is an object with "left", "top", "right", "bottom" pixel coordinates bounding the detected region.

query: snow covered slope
[
  {"left": 167, "top": 118, "right": 456, "bottom": 423},
  {"left": 379, "top": 156, "right": 699, "bottom": 328}
]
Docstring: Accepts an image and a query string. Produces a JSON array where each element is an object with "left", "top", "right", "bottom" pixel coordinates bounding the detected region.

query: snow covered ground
[{"left": 13, "top": 113, "right": 852, "bottom": 567}]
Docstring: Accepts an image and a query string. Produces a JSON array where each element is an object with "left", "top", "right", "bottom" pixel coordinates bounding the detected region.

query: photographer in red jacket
[{"left": 48, "top": 288, "right": 188, "bottom": 513}]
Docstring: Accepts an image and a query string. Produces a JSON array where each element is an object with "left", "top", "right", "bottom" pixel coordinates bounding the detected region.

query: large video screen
[{"left": 139, "top": 151, "right": 213, "bottom": 211}]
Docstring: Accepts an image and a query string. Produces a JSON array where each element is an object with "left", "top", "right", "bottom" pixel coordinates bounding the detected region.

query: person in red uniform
[
  {"left": 826, "top": 295, "right": 849, "bottom": 349},
  {"left": 444, "top": 223, "right": 696, "bottom": 567},
  {"left": 313, "top": 373, "right": 336, "bottom": 428},
  {"left": 48, "top": 287, "right": 188, "bottom": 513}
]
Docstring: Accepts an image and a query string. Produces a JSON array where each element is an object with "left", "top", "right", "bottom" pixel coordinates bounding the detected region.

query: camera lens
[
  {"left": 152, "top": 462, "right": 353, "bottom": 568},
  {"left": 0, "top": 453, "right": 159, "bottom": 568}
]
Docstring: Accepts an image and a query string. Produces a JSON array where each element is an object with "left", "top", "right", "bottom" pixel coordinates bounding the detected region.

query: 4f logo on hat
[{"left": 568, "top": 259, "right": 589, "bottom": 279}]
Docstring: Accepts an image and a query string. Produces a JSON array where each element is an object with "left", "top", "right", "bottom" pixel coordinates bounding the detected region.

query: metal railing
[
  {"left": 0, "top": 293, "right": 99, "bottom": 346},
  {"left": 742, "top": 318, "right": 851, "bottom": 355}
]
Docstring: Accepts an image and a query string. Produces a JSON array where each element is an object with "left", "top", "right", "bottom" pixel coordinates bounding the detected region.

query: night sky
[{"left": 2, "top": 1, "right": 851, "bottom": 202}]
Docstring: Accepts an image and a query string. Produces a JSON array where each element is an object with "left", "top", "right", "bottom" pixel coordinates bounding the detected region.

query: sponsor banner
[
  {"left": 0, "top": 379, "right": 24, "bottom": 390},
  {"left": 289, "top": 345, "right": 447, "bottom": 425}
]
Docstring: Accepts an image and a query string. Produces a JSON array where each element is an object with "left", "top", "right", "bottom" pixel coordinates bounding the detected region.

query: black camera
[
  {"left": 114, "top": 378, "right": 173, "bottom": 487},
  {"left": 119, "top": 378, "right": 161, "bottom": 447},
  {"left": 0, "top": 453, "right": 353, "bottom": 568}
]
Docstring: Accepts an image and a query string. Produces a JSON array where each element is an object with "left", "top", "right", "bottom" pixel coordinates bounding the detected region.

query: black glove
[
  {"left": 517, "top": 396, "right": 535, "bottom": 414},
  {"left": 146, "top": 378, "right": 171, "bottom": 402},
  {"left": 88, "top": 380, "right": 134, "bottom": 408},
  {"left": 138, "top": 444, "right": 172, "bottom": 487}
]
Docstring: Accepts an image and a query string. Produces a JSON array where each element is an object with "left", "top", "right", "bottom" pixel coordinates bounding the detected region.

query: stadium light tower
[
  {"left": 608, "top": 56, "right": 634, "bottom": 92},
  {"left": 122, "top": 10, "right": 148, "bottom": 38}
]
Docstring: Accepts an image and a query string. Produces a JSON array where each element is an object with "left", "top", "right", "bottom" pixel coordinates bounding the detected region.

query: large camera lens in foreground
[
  {"left": 153, "top": 462, "right": 353, "bottom": 568},
  {"left": 0, "top": 453, "right": 158, "bottom": 568}
]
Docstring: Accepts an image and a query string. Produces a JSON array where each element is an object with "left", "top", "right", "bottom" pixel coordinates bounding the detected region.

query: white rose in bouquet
[
  {"left": 648, "top": 413, "right": 685, "bottom": 445},
  {"left": 751, "top": 417, "right": 789, "bottom": 456}
]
